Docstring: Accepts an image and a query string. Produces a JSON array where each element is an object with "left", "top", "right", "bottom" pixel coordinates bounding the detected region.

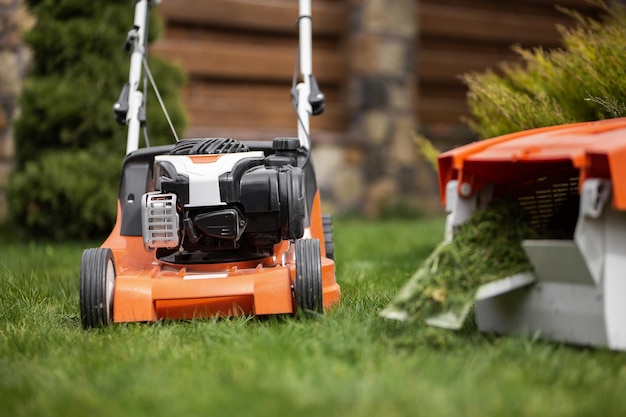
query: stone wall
[
  {"left": 344, "top": 0, "right": 439, "bottom": 216},
  {"left": 0, "top": 0, "right": 30, "bottom": 220}
]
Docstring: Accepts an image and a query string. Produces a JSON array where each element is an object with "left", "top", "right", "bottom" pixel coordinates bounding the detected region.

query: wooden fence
[
  {"left": 152, "top": 0, "right": 600, "bottom": 143},
  {"left": 418, "top": 0, "right": 599, "bottom": 144},
  {"left": 152, "top": 0, "right": 347, "bottom": 140}
]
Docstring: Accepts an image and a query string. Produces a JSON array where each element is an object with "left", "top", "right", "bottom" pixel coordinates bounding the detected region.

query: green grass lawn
[{"left": 1, "top": 217, "right": 626, "bottom": 417}]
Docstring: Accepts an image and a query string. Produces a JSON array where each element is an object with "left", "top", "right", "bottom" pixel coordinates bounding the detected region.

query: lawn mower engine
[{"left": 142, "top": 137, "right": 306, "bottom": 263}]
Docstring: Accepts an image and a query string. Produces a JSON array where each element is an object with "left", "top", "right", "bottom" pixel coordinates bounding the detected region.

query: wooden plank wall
[
  {"left": 419, "top": 0, "right": 600, "bottom": 145},
  {"left": 152, "top": 0, "right": 600, "bottom": 143},
  {"left": 152, "top": 0, "right": 347, "bottom": 140}
]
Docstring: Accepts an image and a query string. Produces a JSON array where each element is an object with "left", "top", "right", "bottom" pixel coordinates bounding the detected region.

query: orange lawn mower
[{"left": 79, "top": 0, "right": 340, "bottom": 328}]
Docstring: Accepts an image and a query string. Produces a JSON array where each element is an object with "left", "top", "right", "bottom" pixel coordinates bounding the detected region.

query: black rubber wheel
[
  {"left": 294, "top": 238, "right": 323, "bottom": 316},
  {"left": 322, "top": 214, "right": 334, "bottom": 261},
  {"left": 80, "top": 248, "right": 116, "bottom": 329}
]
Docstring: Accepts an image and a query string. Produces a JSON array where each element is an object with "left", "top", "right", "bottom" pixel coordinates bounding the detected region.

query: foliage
[
  {"left": 2, "top": 219, "right": 626, "bottom": 417},
  {"left": 7, "top": 0, "right": 186, "bottom": 239},
  {"left": 7, "top": 148, "right": 120, "bottom": 240},
  {"left": 463, "top": 1, "right": 626, "bottom": 139}
]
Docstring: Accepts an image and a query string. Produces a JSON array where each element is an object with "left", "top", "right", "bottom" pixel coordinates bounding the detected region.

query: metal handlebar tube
[
  {"left": 295, "top": 0, "right": 325, "bottom": 151},
  {"left": 125, "top": 0, "right": 149, "bottom": 155},
  {"left": 296, "top": 0, "right": 312, "bottom": 151},
  {"left": 298, "top": 0, "right": 313, "bottom": 81}
]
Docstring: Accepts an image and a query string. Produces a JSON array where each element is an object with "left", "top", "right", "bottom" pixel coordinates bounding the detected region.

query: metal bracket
[
  {"left": 580, "top": 178, "right": 612, "bottom": 219},
  {"left": 444, "top": 180, "right": 493, "bottom": 242},
  {"left": 575, "top": 178, "right": 612, "bottom": 285}
]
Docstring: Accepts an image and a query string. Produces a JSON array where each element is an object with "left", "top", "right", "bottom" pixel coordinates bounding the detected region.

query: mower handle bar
[{"left": 120, "top": 0, "right": 321, "bottom": 155}]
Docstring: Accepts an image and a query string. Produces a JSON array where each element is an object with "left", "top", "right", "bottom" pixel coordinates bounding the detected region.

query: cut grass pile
[
  {"left": 1, "top": 218, "right": 626, "bottom": 417},
  {"left": 382, "top": 201, "right": 535, "bottom": 326}
]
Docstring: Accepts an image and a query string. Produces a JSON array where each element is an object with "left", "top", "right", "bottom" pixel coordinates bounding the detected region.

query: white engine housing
[{"left": 154, "top": 151, "right": 265, "bottom": 207}]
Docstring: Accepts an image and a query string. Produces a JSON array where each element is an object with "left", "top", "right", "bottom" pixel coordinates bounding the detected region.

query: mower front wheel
[
  {"left": 80, "top": 248, "right": 116, "bottom": 329},
  {"left": 294, "top": 238, "right": 323, "bottom": 316}
]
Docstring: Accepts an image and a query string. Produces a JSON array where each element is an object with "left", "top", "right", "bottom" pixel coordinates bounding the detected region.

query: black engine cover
[
  {"left": 221, "top": 164, "right": 305, "bottom": 242},
  {"left": 150, "top": 138, "right": 307, "bottom": 261}
]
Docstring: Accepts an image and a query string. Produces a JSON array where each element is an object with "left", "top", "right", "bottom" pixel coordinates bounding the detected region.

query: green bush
[
  {"left": 8, "top": 149, "right": 120, "bottom": 240},
  {"left": 463, "top": 1, "right": 626, "bottom": 139},
  {"left": 8, "top": 0, "right": 186, "bottom": 239}
]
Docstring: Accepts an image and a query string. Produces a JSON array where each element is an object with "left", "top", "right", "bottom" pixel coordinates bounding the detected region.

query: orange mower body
[
  {"left": 103, "top": 198, "right": 339, "bottom": 323},
  {"left": 80, "top": 141, "right": 341, "bottom": 327}
]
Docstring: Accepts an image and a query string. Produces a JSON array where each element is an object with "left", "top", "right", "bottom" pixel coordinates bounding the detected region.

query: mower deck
[{"left": 102, "top": 226, "right": 339, "bottom": 322}]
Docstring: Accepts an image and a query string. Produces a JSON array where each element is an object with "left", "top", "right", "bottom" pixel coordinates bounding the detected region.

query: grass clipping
[{"left": 381, "top": 200, "right": 535, "bottom": 329}]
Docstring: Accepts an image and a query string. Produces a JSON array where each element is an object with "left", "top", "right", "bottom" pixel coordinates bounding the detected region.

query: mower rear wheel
[
  {"left": 322, "top": 214, "right": 334, "bottom": 261},
  {"left": 294, "top": 238, "right": 323, "bottom": 316},
  {"left": 80, "top": 248, "right": 116, "bottom": 329}
]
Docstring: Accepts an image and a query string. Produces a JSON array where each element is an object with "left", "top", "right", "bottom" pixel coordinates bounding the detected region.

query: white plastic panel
[
  {"left": 142, "top": 192, "right": 179, "bottom": 249},
  {"left": 155, "top": 152, "right": 265, "bottom": 207}
]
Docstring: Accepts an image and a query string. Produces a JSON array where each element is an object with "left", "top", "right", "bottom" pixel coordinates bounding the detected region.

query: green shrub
[
  {"left": 8, "top": 0, "right": 186, "bottom": 239},
  {"left": 7, "top": 148, "right": 120, "bottom": 240},
  {"left": 463, "top": 1, "right": 626, "bottom": 139}
]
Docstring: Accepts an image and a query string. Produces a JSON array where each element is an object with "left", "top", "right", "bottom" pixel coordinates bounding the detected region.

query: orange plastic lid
[{"left": 437, "top": 117, "right": 626, "bottom": 209}]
